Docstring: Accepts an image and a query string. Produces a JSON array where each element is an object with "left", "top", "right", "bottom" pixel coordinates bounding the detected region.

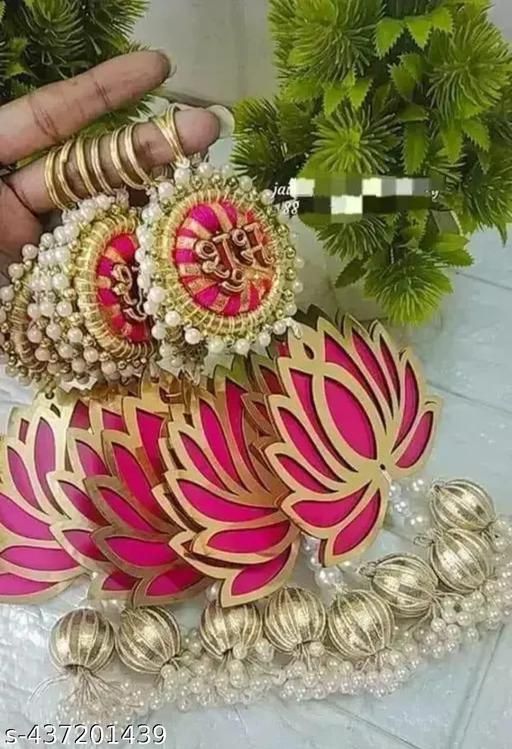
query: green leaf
[
  {"left": 399, "top": 103, "right": 429, "bottom": 122},
  {"left": 372, "top": 82, "right": 394, "bottom": 115},
  {"left": 406, "top": 16, "right": 433, "bottom": 48},
  {"left": 390, "top": 63, "right": 415, "bottom": 100},
  {"left": 400, "top": 53, "right": 424, "bottom": 84},
  {"left": 323, "top": 70, "right": 355, "bottom": 115},
  {"left": 404, "top": 122, "right": 429, "bottom": 174},
  {"left": 335, "top": 259, "right": 366, "bottom": 287},
  {"left": 461, "top": 118, "right": 490, "bottom": 151},
  {"left": 348, "top": 78, "right": 372, "bottom": 109},
  {"left": 0, "top": 2, "right": 6, "bottom": 23},
  {"left": 429, "top": 7, "right": 454, "bottom": 33},
  {"left": 432, "top": 233, "right": 473, "bottom": 266},
  {"left": 282, "top": 77, "right": 319, "bottom": 103},
  {"left": 375, "top": 18, "right": 405, "bottom": 57},
  {"left": 441, "top": 123, "right": 464, "bottom": 163}
]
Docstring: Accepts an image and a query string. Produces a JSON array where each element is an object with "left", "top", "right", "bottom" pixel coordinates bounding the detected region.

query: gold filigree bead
[
  {"left": 200, "top": 601, "right": 262, "bottom": 660},
  {"left": 116, "top": 606, "right": 182, "bottom": 675},
  {"left": 328, "top": 590, "right": 395, "bottom": 661},
  {"left": 429, "top": 479, "right": 496, "bottom": 532},
  {"left": 264, "top": 587, "right": 326, "bottom": 653},
  {"left": 50, "top": 608, "right": 115, "bottom": 673},
  {"left": 426, "top": 528, "right": 494, "bottom": 593},
  {"left": 360, "top": 554, "right": 438, "bottom": 618}
]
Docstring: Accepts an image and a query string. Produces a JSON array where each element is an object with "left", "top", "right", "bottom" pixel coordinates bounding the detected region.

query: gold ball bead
[
  {"left": 264, "top": 587, "right": 326, "bottom": 653},
  {"left": 429, "top": 479, "right": 496, "bottom": 532},
  {"left": 200, "top": 601, "right": 262, "bottom": 660},
  {"left": 50, "top": 608, "right": 115, "bottom": 673},
  {"left": 116, "top": 606, "right": 181, "bottom": 674},
  {"left": 362, "top": 554, "right": 438, "bottom": 618},
  {"left": 328, "top": 590, "right": 395, "bottom": 660},
  {"left": 428, "top": 528, "right": 494, "bottom": 593}
]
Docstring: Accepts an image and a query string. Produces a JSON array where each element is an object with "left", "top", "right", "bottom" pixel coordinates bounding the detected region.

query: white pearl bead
[
  {"left": 84, "top": 347, "right": 99, "bottom": 364},
  {"left": 35, "top": 347, "right": 50, "bottom": 362},
  {"left": 56, "top": 301, "right": 73, "bottom": 318},
  {"left": 158, "top": 181, "right": 175, "bottom": 200},
  {"left": 55, "top": 247, "right": 70, "bottom": 265},
  {"left": 273, "top": 319, "right": 287, "bottom": 336},
  {"left": 101, "top": 360, "right": 117, "bottom": 377},
  {"left": 198, "top": 163, "right": 214, "bottom": 179},
  {"left": 52, "top": 273, "right": 69, "bottom": 291},
  {"left": 206, "top": 581, "right": 221, "bottom": 601},
  {"left": 72, "top": 358, "right": 87, "bottom": 374},
  {"left": 207, "top": 337, "right": 225, "bottom": 355},
  {"left": 149, "top": 286, "right": 166, "bottom": 304},
  {"left": 79, "top": 206, "right": 96, "bottom": 223},
  {"left": 27, "top": 327, "right": 43, "bottom": 344},
  {"left": 258, "top": 331, "right": 272, "bottom": 348},
  {"left": 67, "top": 328, "right": 83, "bottom": 345},
  {"left": 40, "top": 233, "right": 54, "bottom": 248},
  {"left": 143, "top": 300, "right": 159, "bottom": 316},
  {"left": 185, "top": 327, "right": 202, "bottom": 345},
  {"left": 58, "top": 343, "right": 74, "bottom": 359},
  {"left": 284, "top": 302, "right": 298, "bottom": 317},
  {"left": 46, "top": 323, "right": 62, "bottom": 341},
  {"left": 53, "top": 226, "right": 68, "bottom": 245},
  {"left": 27, "top": 304, "right": 41, "bottom": 320},
  {"left": 260, "top": 189, "right": 274, "bottom": 205},
  {"left": 96, "top": 194, "right": 112, "bottom": 211},
  {"left": 165, "top": 310, "right": 182, "bottom": 327},
  {"left": 8, "top": 264, "right": 24, "bottom": 280},
  {"left": 39, "top": 300, "right": 55, "bottom": 317},
  {"left": 292, "top": 280, "right": 304, "bottom": 294},
  {"left": 234, "top": 339, "right": 250, "bottom": 356},
  {"left": 294, "top": 256, "right": 305, "bottom": 269},
  {"left": 152, "top": 323, "right": 167, "bottom": 340},
  {"left": 307, "top": 552, "right": 322, "bottom": 570},
  {"left": 239, "top": 176, "right": 253, "bottom": 192},
  {"left": 175, "top": 167, "right": 191, "bottom": 185},
  {"left": 0, "top": 286, "right": 14, "bottom": 303},
  {"left": 221, "top": 164, "right": 234, "bottom": 179},
  {"left": 22, "top": 244, "right": 38, "bottom": 261},
  {"left": 64, "top": 223, "right": 79, "bottom": 241}
]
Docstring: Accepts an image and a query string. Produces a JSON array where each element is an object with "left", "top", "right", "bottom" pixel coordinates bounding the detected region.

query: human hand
[{"left": 0, "top": 50, "right": 220, "bottom": 264}]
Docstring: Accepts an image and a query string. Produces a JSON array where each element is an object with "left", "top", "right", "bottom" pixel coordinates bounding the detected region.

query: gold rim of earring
[
  {"left": 90, "top": 135, "right": 116, "bottom": 195},
  {"left": 110, "top": 126, "right": 143, "bottom": 190},
  {"left": 122, "top": 123, "right": 153, "bottom": 187},
  {"left": 44, "top": 148, "right": 68, "bottom": 211}
]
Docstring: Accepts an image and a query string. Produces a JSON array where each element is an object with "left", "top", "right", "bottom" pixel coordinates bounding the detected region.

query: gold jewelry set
[{"left": 0, "top": 105, "right": 303, "bottom": 393}]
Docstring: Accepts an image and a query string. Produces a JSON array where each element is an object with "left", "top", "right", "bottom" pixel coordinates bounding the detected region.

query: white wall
[{"left": 135, "top": 0, "right": 511, "bottom": 103}]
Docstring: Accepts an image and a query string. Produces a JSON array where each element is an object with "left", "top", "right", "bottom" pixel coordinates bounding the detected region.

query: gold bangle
[
  {"left": 75, "top": 137, "right": 98, "bottom": 198},
  {"left": 110, "top": 126, "right": 140, "bottom": 190},
  {"left": 122, "top": 124, "right": 151, "bottom": 187},
  {"left": 90, "top": 135, "right": 115, "bottom": 195},
  {"left": 44, "top": 148, "right": 67, "bottom": 211},
  {"left": 153, "top": 105, "right": 188, "bottom": 166},
  {"left": 55, "top": 140, "right": 81, "bottom": 206}
]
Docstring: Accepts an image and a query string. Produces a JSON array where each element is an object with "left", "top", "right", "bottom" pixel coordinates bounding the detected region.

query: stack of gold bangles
[{"left": 0, "top": 103, "right": 302, "bottom": 394}]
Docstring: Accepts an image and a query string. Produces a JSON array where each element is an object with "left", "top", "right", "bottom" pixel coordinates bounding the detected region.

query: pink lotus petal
[
  {"left": 0, "top": 493, "right": 53, "bottom": 540},
  {"left": 75, "top": 439, "right": 108, "bottom": 476},
  {"left": 135, "top": 408, "right": 165, "bottom": 475},
  {"left": 7, "top": 447, "right": 38, "bottom": 508},
  {"left": 34, "top": 418, "right": 57, "bottom": 500},
  {"left": 94, "top": 485, "right": 155, "bottom": 533},
  {"left": 0, "top": 574, "right": 61, "bottom": 597},
  {"left": 101, "top": 409, "right": 125, "bottom": 432},
  {"left": 175, "top": 479, "right": 274, "bottom": 523},
  {"left": 61, "top": 529, "right": 106, "bottom": 563},
  {"left": 57, "top": 480, "right": 105, "bottom": 526},
  {"left": 230, "top": 547, "right": 294, "bottom": 597},
  {"left": 101, "top": 535, "right": 178, "bottom": 567},
  {"left": 1, "top": 546, "right": 76, "bottom": 572},
  {"left": 144, "top": 565, "right": 204, "bottom": 597},
  {"left": 396, "top": 409, "right": 436, "bottom": 470},
  {"left": 273, "top": 453, "right": 334, "bottom": 493},
  {"left": 324, "top": 376, "right": 377, "bottom": 459},
  {"left": 70, "top": 401, "right": 91, "bottom": 430},
  {"left": 291, "top": 484, "right": 370, "bottom": 528},
  {"left": 110, "top": 443, "right": 163, "bottom": 518},
  {"left": 332, "top": 491, "right": 382, "bottom": 556},
  {"left": 101, "top": 569, "right": 138, "bottom": 592},
  {"left": 199, "top": 399, "right": 241, "bottom": 484},
  {"left": 379, "top": 337, "right": 400, "bottom": 397},
  {"left": 180, "top": 434, "right": 229, "bottom": 490},
  {"left": 18, "top": 419, "right": 29, "bottom": 444},
  {"left": 395, "top": 361, "right": 420, "bottom": 449},
  {"left": 275, "top": 406, "right": 338, "bottom": 480},
  {"left": 353, "top": 330, "right": 393, "bottom": 410},
  {"left": 203, "top": 521, "right": 290, "bottom": 555},
  {"left": 225, "top": 380, "right": 259, "bottom": 484}
]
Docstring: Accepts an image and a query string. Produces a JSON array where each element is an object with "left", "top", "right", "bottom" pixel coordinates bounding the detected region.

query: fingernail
[
  {"left": 207, "top": 105, "right": 235, "bottom": 139},
  {"left": 158, "top": 50, "right": 178, "bottom": 77}
]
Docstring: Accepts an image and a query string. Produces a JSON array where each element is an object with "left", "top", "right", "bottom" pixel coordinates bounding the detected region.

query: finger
[
  {"left": 0, "top": 179, "right": 42, "bottom": 257},
  {"left": 0, "top": 51, "right": 171, "bottom": 165},
  {"left": 5, "top": 109, "right": 220, "bottom": 216}
]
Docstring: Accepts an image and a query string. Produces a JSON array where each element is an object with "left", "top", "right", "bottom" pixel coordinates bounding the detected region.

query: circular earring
[{"left": 136, "top": 106, "right": 303, "bottom": 377}]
